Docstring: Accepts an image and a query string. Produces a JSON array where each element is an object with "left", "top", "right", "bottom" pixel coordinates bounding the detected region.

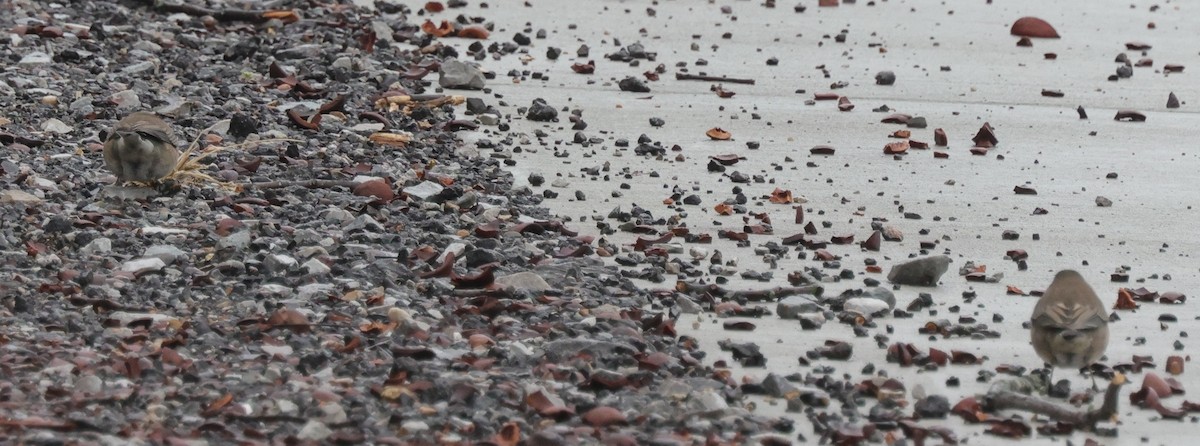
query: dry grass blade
[{"left": 161, "top": 119, "right": 300, "bottom": 190}]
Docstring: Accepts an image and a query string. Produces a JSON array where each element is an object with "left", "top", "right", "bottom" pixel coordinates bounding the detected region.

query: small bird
[
  {"left": 103, "top": 112, "right": 180, "bottom": 183},
  {"left": 1030, "top": 270, "right": 1109, "bottom": 383}
]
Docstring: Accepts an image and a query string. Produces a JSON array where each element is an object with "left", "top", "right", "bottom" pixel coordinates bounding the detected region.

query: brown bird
[
  {"left": 1030, "top": 270, "right": 1109, "bottom": 383},
  {"left": 103, "top": 112, "right": 180, "bottom": 183}
]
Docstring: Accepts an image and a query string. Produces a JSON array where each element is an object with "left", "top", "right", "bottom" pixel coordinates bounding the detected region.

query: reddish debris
[
  {"left": 571, "top": 60, "right": 596, "bottom": 74},
  {"left": 810, "top": 145, "right": 835, "bottom": 155},
  {"left": 1167, "top": 356, "right": 1185, "bottom": 375},
  {"left": 1010, "top": 17, "right": 1060, "bottom": 38},
  {"left": 972, "top": 122, "right": 999, "bottom": 147},
  {"left": 862, "top": 231, "right": 881, "bottom": 251},
  {"left": 883, "top": 141, "right": 909, "bottom": 155},
  {"left": 881, "top": 113, "right": 912, "bottom": 124},
  {"left": 1114, "top": 110, "right": 1147, "bottom": 122},
  {"left": 837, "top": 96, "right": 855, "bottom": 111}
]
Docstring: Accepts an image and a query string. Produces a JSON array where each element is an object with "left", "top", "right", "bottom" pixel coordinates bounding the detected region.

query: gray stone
[
  {"left": 618, "top": 77, "right": 650, "bottom": 93},
  {"left": 776, "top": 295, "right": 821, "bottom": 319},
  {"left": 144, "top": 244, "right": 187, "bottom": 264},
  {"left": 302, "top": 258, "right": 330, "bottom": 275},
  {"left": 121, "top": 257, "right": 166, "bottom": 275},
  {"left": 122, "top": 61, "right": 157, "bottom": 75},
  {"left": 0, "top": 189, "right": 41, "bottom": 204},
  {"left": 296, "top": 283, "right": 336, "bottom": 300},
  {"left": 881, "top": 225, "right": 903, "bottom": 241},
  {"left": 843, "top": 297, "right": 891, "bottom": 316},
  {"left": 860, "top": 287, "right": 896, "bottom": 308},
  {"left": 438, "top": 59, "right": 486, "bottom": 90},
  {"left": 887, "top": 255, "right": 952, "bottom": 286},
  {"left": 494, "top": 271, "right": 551, "bottom": 292},
  {"left": 798, "top": 313, "right": 826, "bottom": 329},
  {"left": 1116, "top": 64, "right": 1133, "bottom": 78},
  {"left": 40, "top": 118, "right": 73, "bottom": 134},
  {"left": 914, "top": 394, "right": 951, "bottom": 418},
  {"left": 110, "top": 90, "right": 141, "bottom": 110},
  {"left": 296, "top": 420, "right": 332, "bottom": 441},
  {"left": 761, "top": 373, "right": 798, "bottom": 398},
  {"left": 320, "top": 402, "right": 348, "bottom": 424},
  {"left": 344, "top": 214, "right": 385, "bottom": 232},
  {"left": 525, "top": 98, "right": 558, "bottom": 122},
  {"left": 875, "top": 70, "right": 896, "bottom": 85},
  {"left": 81, "top": 238, "right": 113, "bottom": 256},
  {"left": 477, "top": 113, "right": 500, "bottom": 125},
  {"left": 19, "top": 51, "right": 52, "bottom": 66},
  {"left": 1096, "top": 196, "right": 1113, "bottom": 207},
  {"left": 263, "top": 254, "right": 298, "bottom": 273},
  {"left": 675, "top": 295, "right": 702, "bottom": 314},
  {"left": 74, "top": 374, "right": 104, "bottom": 394},
  {"left": 691, "top": 390, "right": 728, "bottom": 412},
  {"left": 276, "top": 44, "right": 323, "bottom": 59},
  {"left": 542, "top": 339, "right": 635, "bottom": 362},
  {"left": 400, "top": 420, "right": 430, "bottom": 433},
  {"left": 403, "top": 181, "right": 445, "bottom": 201},
  {"left": 275, "top": 399, "right": 299, "bottom": 415},
  {"left": 101, "top": 186, "right": 160, "bottom": 201},
  {"left": 218, "top": 231, "right": 251, "bottom": 251}
]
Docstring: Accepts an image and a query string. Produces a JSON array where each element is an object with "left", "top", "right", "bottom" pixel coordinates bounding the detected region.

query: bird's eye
[{"left": 1042, "top": 326, "right": 1064, "bottom": 334}]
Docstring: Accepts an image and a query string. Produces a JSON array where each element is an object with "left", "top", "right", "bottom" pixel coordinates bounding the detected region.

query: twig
[
  {"left": 675, "top": 73, "right": 756, "bottom": 85},
  {"left": 242, "top": 179, "right": 361, "bottom": 190},
  {"left": 983, "top": 373, "right": 1125, "bottom": 429},
  {"left": 332, "top": 338, "right": 394, "bottom": 369},
  {"left": 374, "top": 94, "right": 466, "bottom": 113},
  {"left": 223, "top": 414, "right": 307, "bottom": 423},
  {"left": 451, "top": 288, "right": 515, "bottom": 297},
  {"left": 672, "top": 280, "right": 823, "bottom": 302},
  {"left": 139, "top": 0, "right": 298, "bottom": 23}
]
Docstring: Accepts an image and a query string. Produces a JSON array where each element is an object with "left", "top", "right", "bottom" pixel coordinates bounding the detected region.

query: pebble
[{"left": 875, "top": 70, "right": 896, "bottom": 85}]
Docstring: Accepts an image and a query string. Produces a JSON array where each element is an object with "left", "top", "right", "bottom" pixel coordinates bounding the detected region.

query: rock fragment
[
  {"left": 1010, "top": 17, "right": 1060, "bottom": 38},
  {"left": 887, "top": 256, "right": 952, "bottom": 286}
]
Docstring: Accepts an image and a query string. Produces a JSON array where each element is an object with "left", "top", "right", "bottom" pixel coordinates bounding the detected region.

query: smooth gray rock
[
  {"left": 843, "top": 297, "right": 890, "bottom": 316},
  {"left": 494, "top": 271, "right": 551, "bottom": 292},
  {"left": 121, "top": 257, "right": 166, "bottom": 275},
  {"left": 403, "top": 181, "right": 445, "bottom": 201},
  {"left": 776, "top": 295, "right": 821, "bottom": 319},
  {"left": 144, "top": 244, "right": 186, "bottom": 264},
  {"left": 525, "top": 98, "right": 558, "bottom": 121},
  {"left": 438, "top": 59, "right": 486, "bottom": 90},
  {"left": 875, "top": 70, "right": 896, "bottom": 85},
  {"left": 761, "top": 373, "right": 799, "bottom": 398},
  {"left": 887, "top": 255, "right": 952, "bottom": 286},
  {"left": 860, "top": 287, "right": 897, "bottom": 309}
]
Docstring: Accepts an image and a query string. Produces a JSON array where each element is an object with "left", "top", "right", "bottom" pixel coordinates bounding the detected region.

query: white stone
[
  {"left": 121, "top": 257, "right": 166, "bottom": 275},
  {"left": 40, "top": 118, "right": 73, "bottom": 134},
  {"left": 144, "top": 244, "right": 187, "bottom": 264},
  {"left": 19, "top": 51, "right": 52, "bottom": 66},
  {"left": 302, "top": 258, "right": 330, "bottom": 275},
  {"left": 296, "top": 420, "right": 332, "bottom": 441},
  {"left": 0, "top": 189, "right": 41, "bottom": 204},
  {"left": 81, "top": 238, "right": 113, "bottom": 255},
  {"left": 843, "top": 297, "right": 891, "bottom": 316},
  {"left": 403, "top": 181, "right": 444, "bottom": 201},
  {"left": 494, "top": 271, "right": 551, "bottom": 292}
]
